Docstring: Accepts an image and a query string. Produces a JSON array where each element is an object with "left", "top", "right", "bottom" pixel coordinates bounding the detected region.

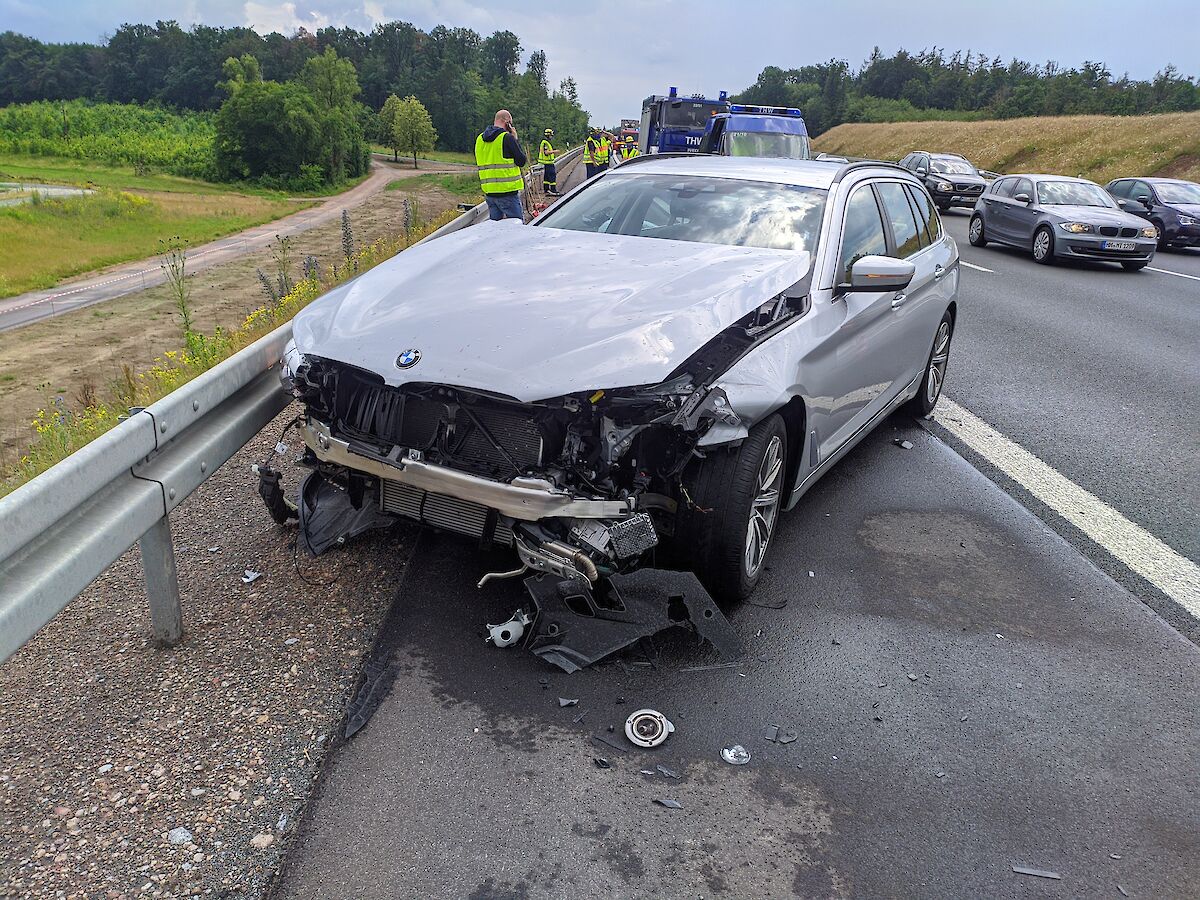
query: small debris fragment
[
  {"left": 558, "top": 697, "right": 579, "bottom": 707},
  {"left": 167, "top": 827, "right": 193, "bottom": 846},
  {"left": 572, "top": 710, "right": 587, "bottom": 724},
  {"left": 907, "top": 673, "right": 918, "bottom": 682},
  {"left": 893, "top": 439, "right": 914, "bottom": 450},
  {"left": 538, "top": 678, "right": 549, "bottom": 690},
  {"left": 640, "top": 769, "right": 656, "bottom": 775},
  {"left": 960, "top": 715, "right": 969, "bottom": 722},
  {"left": 877, "top": 682, "right": 887, "bottom": 689},
  {"left": 996, "top": 633, "right": 1004, "bottom": 639},
  {"left": 653, "top": 798, "right": 683, "bottom": 809},
  {"left": 935, "top": 771, "right": 946, "bottom": 778},
  {"left": 592, "top": 732, "right": 628, "bottom": 753},
  {"left": 831, "top": 638, "right": 841, "bottom": 646},
  {"left": 277, "top": 814, "right": 288, "bottom": 831},
  {"left": 1110, "top": 854, "right": 1122, "bottom": 860},
  {"left": 721, "top": 745, "right": 751, "bottom": 765},
  {"left": 778, "top": 729, "right": 798, "bottom": 744},
  {"left": 592, "top": 757, "right": 611, "bottom": 769},
  {"left": 1012, "top": 865, "right": 1061, "bottom": 880},
  {"left": 873, "top": 716, "right": 883, "bottom": 723},
  {"left": 808, "top": 571, "right": 815, "bottom": 577},
  {"left": 1117, "top": 885, "right": 1129, "bottom": 897},
  {"left": 189, "top": 788, "right": 205, "bottom": 797},
  {"left": 241, "top": 569, "right": 262, "bottom": 584},
  {"left": 656, "top": 765, "right": 681, "bottom": 779},
  {"left": 97, "top": 764, "right": 113, "bottom": 775},
  {"left": 679, "top": 662, "right": 738, "bottom": 672},
  {"left": 625, "top": 708, "right": 674, "bottom": 748},
  {"left": 615, "top": 696, "right": 626, "bottom": 705},
  {"left": 207, "top": 546, "right": 220, "bottom": 553},
  {"left": 764, "top": 724, "right": 780, "bottom": 742},
  {"left": 284, "top": 638, "right": 299, "bottom": 646},
  {"left": 249, "top": 833, "right": 275, "bottom": 850}
]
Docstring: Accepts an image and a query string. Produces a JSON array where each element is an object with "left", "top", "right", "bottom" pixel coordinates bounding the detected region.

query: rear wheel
[
  {"left": 1032, "top": 226, "right": 1055, "bottom": 265},
  {"left": 906, "top": 311, "right": 954, "bottom": 417},
  {"left": 674, "top": 415, "right": 787, "bottom": 602},
  {"left": 968, "top": 214, "right": 987, "bottom": 247}
]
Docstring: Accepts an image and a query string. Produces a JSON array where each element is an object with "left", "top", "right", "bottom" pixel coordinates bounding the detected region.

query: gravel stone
[{"left": 168, "top": 827, "right": 193, "bottom": 846}]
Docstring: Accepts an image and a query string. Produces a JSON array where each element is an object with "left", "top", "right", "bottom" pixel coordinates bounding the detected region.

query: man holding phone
[{"left": 475, "top": 109, "right": 528, "bottom": 221}]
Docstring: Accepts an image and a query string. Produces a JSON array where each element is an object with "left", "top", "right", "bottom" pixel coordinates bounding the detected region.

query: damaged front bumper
[{"left": 301, "top": 419, "right": 634, "bottom": 521}]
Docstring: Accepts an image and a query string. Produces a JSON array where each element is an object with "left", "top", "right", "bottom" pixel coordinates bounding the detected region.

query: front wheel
[
  {"left": 906, "top": 311, "right": 954, "bottom": 417},
  {"left": 674, "top": 415, "right": 787, "bottom": 602},
  {"left": 968, "top": 215, "right": 988, "bottom": 247},
  {"left": 1032, "top": 226, "right": 1056, "bottom": 265}
]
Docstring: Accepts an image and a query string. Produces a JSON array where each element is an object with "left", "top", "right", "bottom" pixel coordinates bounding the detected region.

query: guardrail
[{"left": 0, "top": 145, "right": 584, "bottom": 665}]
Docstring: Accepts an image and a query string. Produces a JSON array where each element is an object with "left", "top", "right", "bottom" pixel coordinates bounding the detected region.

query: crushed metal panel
[{"left": 523, "top": 568, "right": 740, "bottom": 673}]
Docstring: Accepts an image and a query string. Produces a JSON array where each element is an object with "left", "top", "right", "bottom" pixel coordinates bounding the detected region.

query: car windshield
[
  {"left": 930, "top": 159, "right": 977, "bottom": 175},
  {"left": 724, "top": 132, "right": 811, "bottom": 160},
  {"left": 663, "top": 101, "right": 723, "bottom": 129},
  {"left": 537, "top": 173, "right": 827, "bottom": 252},
  {"left": 1036, "top": 181, "right": 1115, "bottom": 207},
  {"left": 1155, "top": 181, "right": 1200, "bottom": 204}
]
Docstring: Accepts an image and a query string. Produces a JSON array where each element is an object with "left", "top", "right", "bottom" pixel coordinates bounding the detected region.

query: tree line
[
  {"left": 0, "top": 21, "right": 589, "bottom": 154},
  {"left": 735, "top": 48, "right": 1200, "bottom": 135}
]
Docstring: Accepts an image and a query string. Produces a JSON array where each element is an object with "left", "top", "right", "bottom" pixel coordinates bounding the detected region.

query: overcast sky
[{"left": 3, "top": 0, "right": 1197, "bottom": 123}]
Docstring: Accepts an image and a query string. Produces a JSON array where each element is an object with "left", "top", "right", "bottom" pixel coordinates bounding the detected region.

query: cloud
[{"left": 243, "top": 1, "right": 330, "bottom": 35}]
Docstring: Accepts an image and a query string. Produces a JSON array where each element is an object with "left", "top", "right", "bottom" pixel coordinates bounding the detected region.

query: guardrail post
[{"left": 139, "top": 516, "right": 182, "bottom": 645}]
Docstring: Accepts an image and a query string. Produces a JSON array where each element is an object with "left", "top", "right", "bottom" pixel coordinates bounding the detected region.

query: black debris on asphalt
[{"left": 592, "top": 757, "right": 611, "bottom": 770}]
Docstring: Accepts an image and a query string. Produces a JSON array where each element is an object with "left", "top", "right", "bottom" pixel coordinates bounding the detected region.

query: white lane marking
[
  {"left": 933, "top": 397, "right": 1200, "bottom": 617},
  {"left": 1146, "top": 266, "right": 1200, "bottom": 282},
  {"left": 960, "top": 261, "right": 994, "bottom": 273}
]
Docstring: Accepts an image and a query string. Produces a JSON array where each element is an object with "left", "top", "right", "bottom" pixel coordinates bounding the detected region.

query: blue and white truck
[
  {"left": 638, "top": 88, "right": 730, "bottom": 154},
  {"left": 698, "top": 104, "right": 810, "bottom": 159}
]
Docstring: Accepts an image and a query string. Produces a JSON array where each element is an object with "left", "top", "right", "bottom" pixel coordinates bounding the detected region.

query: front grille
[
  {"left": 1069, "top": 245, "right": 1143, "bottom": 257},
  {"left": 1120, "top": 227, "right": 1139, "bottom": 238},
  {"left": 1099, "top": 226, "right": 1118, "bottom": 237},
  {"left": 955, "top": 183, "right": 983, "bottom": 193},
  {"left": 380, "top": 480, "right": 514, "bottom": 545}
]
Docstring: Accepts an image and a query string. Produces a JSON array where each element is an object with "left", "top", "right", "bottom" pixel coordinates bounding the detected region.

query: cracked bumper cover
[{"left": 301, "top": 419, "right": 635, "bottom": 521}]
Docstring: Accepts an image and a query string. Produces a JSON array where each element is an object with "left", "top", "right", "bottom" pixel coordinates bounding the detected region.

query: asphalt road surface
[
  {"left": 274, "top": 423, "right": 1199, "bottom": 899},
  {"left": 0, "top": 161, "right": 405, "bottom": 333},
  {"left": 267, "top": 190, "right": 1199, "bottom": 899},
  {"left": 935, "top": 211, "right": 1199, "bottom": 635}
]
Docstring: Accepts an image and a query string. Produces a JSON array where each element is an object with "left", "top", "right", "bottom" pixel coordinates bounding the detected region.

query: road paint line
[
  {"left": 934, "top": 397, "right": 1200, "bottom": 617},
  {"left": 1146, "top": 266, "right": 1200, "bottom": 282},
  {"left": 960, "top": 261, "right": 994, "bottom": 273}
]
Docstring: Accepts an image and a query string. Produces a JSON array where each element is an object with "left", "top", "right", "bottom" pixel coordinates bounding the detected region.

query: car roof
[
  {"left": 609, "top": 155, "right": 907, "bottom": 190},
  {"left": 1005, "top": 173, "right": 1099, "bottom": 185},
  {"left": 926, "top": 151, "right": 969, "bottom": 160},
  {"left": 1144, "top": 176, "right": 1196, "bottom": 185}
]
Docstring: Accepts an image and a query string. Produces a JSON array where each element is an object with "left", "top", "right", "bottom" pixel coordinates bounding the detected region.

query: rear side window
[
  {"left": 838, "top": 186, "right": 888, "bottom": 283},
  {"left": 876, "top": 181, "right": 923, "bottom": 258},
  {"left": 905, "top": 184, "right": 941, "bottom": 246},
  {"left": 1108, "top": 180, "right": 1132, "bottom": 198}
]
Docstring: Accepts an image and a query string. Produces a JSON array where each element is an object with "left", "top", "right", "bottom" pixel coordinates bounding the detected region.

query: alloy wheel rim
[
  {"left": 745, "top": 435, "right": 784, "bottom": 578},
  {"left": 1034, "top": 231, "right": 1050, "bottom": 259},
  {"left": 969, "top": 218, "right": 982, "bottom": 241},
  {"left": 926, "top": 321, "right": 951, "bottom": 405}
]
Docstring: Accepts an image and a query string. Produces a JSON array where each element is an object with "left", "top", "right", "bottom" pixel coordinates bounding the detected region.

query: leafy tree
[
  {"left": 213, "top": 79, "right": 321, "bottom": 180},
  {"left": 481, "top": 30, "right": 521, "bottom": 83},
  {"left": 378, "top": 93, "right": 404, "bottom": 161},
  {"left": 298, "top": 45, "right": 360, "bottom": 111},
  {"left": 392, "top": 94, "right": 437, "bottom": 167}
]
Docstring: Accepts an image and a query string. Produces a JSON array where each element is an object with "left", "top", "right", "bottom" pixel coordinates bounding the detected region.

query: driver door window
[{"left": 838, "top": 186, "right": 888, "bottom": 283}]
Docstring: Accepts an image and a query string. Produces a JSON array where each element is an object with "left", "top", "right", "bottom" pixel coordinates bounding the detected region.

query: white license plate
[{"left": 1102, "top": 240, "right": 1136, "bottom": 251}]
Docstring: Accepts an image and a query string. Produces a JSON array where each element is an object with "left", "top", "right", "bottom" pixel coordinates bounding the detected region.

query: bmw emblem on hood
[{"left": 396, "top": 348, "right": 421, "bottom": 369}]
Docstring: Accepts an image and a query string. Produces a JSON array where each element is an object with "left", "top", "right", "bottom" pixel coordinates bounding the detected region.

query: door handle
[
  {"left": 933, "top": 264, "right": 945, "bottom": 281},
  {"left": 891, "top": 293, "right": 908, "bottom": 309}
]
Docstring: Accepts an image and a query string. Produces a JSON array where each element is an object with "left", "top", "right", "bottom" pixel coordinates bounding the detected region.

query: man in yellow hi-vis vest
[
  {"left": 594, "top": 132, "right": 611, "bottom": 171},
  {"left": 583, "top": 127, "right": 600, "bottom": 179},
  {"left": 618, "top": 136, "right": 641, "bottom": 162},
  {"left": 538, "top": 128, "right": 559, "bottom": 195},
  {"left": 475, "top": 109, "right": 528, "bottom": 221}
]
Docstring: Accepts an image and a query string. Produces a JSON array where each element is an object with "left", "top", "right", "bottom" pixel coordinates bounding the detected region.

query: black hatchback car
[
  {"left": 898, "top": 151, "right": 987, "bottom": 211},
  {"left": 1105, "top": 177, "right": 1200, "bottom": 249}
]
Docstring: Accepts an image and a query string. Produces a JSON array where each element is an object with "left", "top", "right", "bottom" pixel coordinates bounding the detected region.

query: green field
[
  {"left": 0, "top": 186, "right": 300, "bottom": 298},
  {"left": 386, "top": 172, "right": 480, "bottom": 197},
  {"left": 372, "top": 145, "right": 476, "bottom": 166}
]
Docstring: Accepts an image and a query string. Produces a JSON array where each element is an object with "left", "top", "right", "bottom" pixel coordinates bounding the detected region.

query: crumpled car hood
[{"left": 292, "top": 220, "right": 809, "bottom": 402}]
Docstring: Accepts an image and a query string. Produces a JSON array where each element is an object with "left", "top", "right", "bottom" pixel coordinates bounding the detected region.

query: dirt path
[
  {"left": 0, "top": 160, "right": 461, "bottom": 333},
  {"left": 0, "top": 178, "right": 465, "bottom": 464}
]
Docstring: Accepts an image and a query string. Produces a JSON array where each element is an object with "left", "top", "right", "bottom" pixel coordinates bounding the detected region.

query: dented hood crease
[{"left": 291, "top": 221, "right": 809, "bottom": 402}]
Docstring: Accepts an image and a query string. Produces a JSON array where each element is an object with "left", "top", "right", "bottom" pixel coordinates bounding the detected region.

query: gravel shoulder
[{"left": 0, "top": 412, "right": 415, "bottom": 898}]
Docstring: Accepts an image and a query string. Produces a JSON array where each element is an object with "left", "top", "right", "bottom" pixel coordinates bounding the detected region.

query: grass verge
[
  {"left": 812, "top": 111, "right": 1200, "bottom": 183},
  {"left": 372, "top": 146, "right": 477, "bottom": 166},
  {"left": 0, "top": 207, "right": 460, "bottom": 498},
  {"left": 387, "top": 172, "right": 480, "bottom": 197},
  {"left": 0, "top": 188, "right": 302, "bottom": 298}
]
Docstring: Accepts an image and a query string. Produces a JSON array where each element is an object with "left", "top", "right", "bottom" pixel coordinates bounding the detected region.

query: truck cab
[
  {"left": 639, "top": 87, "right": 731, "bottom": 154},
  {"left": 698, "top": 105, "right": 810, "bottom": 159}
]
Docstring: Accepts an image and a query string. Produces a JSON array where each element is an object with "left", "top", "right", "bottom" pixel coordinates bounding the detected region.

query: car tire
[
  {"left": 905, "top": 310, "right": 954, "bottom": 418},
  {"left": 1152, "top": 221, "right": 1167, "bottom": 250},
  {"left": 936, "top": 201, "right": 951, "bottom": 213},
  {"left": 1032, "top": 226, "right": 1056, "bottom": 265},
  {"left": 674, "top": 414, "right": 787, "bottom": 603},
  {"left": 968, "top": 215, "right": 988, "bottom": 247},
  {"left": 1121, "top": 261, "right": 1149, "bottom": 272}
]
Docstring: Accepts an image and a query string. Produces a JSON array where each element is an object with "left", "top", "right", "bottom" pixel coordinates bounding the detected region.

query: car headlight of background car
[
  {"left": 1140, "top": 226, "right": 1158, "bottom": 238},
  {"left": 1179, "top": 215, "right": 1198, "bottom": 227},
  {"left": 1058, "top": 222, "right": 1094, "bottom": 234},
  {"left": 935, "top": 181, "right": 953, "bottom": 192}
]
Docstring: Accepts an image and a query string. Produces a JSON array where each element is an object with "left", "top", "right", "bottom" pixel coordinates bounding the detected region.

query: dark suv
[
  {"left": 898, "top": 151, "right": 987, "bottom": 212},
  {"left": 1105, "top": 177, "right": 1200, "bottom": 249}
]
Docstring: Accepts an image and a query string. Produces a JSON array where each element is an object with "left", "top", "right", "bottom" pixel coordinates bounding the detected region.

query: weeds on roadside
[
  {"left": 159, "top": 236, "right": 195, "bottom": 345},
  {"left": 1, "top": 207, "right": 460, "bottom": 497},
  {"left": 340, "top": 209, "right": 355, "bottom": 271}
]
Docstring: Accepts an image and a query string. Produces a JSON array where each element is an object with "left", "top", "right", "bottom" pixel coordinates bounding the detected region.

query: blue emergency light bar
[{"left": 729, "top": 104, "right": 803, "bottom": 117}]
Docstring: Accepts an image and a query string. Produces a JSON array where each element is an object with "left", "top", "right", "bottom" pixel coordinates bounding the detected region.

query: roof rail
[{"left": 832, "top": 159, "right": 913, "bottom": 183}]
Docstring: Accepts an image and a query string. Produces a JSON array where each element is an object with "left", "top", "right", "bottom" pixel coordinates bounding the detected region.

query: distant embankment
[{"left": 813, "top": 111, "right": 1200, "bottom": 182}]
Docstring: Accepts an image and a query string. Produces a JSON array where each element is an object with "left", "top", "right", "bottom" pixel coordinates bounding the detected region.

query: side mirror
[
  {"left": 1115, "top": 198, "right": 1127, "bottom": 207},
  {"left": 1014, "top": 192, "right": 1031, "bottom": 204},
  {"left": 916, "top": 167, "right": 927, "bottom": 177},
  {"left": 840, "top": 255, "right": 916, "bottom": 294},
  {"left": 1135, "top": 195, "right": 1152, "bottom": 207}
]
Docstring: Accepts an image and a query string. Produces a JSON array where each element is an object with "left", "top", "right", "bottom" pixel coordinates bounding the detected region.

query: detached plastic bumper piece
[{"left": 523, "top": 569, "right": 740, "bottom": 673}]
